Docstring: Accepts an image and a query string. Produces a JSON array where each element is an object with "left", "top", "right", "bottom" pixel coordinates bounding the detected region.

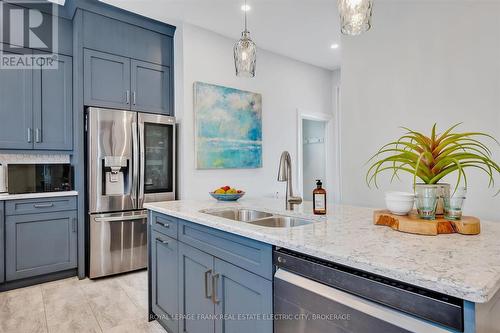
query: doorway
[{"left": 301, "top": 119, "right": 328, "bottom": 201}]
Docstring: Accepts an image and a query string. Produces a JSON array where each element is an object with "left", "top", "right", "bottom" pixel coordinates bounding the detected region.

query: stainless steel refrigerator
[{"left": 86, "top": 107, "right": 175, "bottom": 278}]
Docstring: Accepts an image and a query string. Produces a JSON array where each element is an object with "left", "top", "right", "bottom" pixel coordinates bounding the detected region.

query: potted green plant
[{"left": 366, "top": 123, "right": 499, "bottom": 217}]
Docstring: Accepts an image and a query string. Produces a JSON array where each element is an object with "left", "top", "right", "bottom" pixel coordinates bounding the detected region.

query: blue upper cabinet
[
  {"left": 131, "top": 60, "right": 172, "bottom": 115},
  {"left": 84, "top": 49, "right": 131, "bottom": 109},
  {"left": 34, "top": 54, "right": 73, "bottom": 150},
  {"left": 0, "top": 45, "right": 73, "bottom": 151},
  {"left": 81, "top": 10, "right": 174, "bottom": 115},
  {"left": 82, "top": 11, "right": 172, "bottom": 67},
  {"left": 0, "top": 46, "right": 34, "bottom": 150}
]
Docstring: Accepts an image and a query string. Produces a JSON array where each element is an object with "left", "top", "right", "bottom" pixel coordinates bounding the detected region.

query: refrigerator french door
[{"left": 87, "top": 107, "right": 175, "bottom": 278}]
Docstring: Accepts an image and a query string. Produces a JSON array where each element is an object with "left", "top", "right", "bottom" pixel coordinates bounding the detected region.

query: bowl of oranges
[{"left": 209, "top": 186, "right": 245, "bottom": 201}]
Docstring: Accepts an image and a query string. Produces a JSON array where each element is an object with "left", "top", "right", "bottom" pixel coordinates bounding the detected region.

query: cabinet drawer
[
  {"left": 150, "top": 212, "right": 178, "bottom": 239},
  {"left": 179, "top": 220, "right": 273, "bottom": 280},
  {"left": 5, "top": 196, "right": 77, "bottom": 216}
]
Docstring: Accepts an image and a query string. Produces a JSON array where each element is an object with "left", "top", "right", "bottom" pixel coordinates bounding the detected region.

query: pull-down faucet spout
[{"left": 277, "top": 151, "right": 303, "bottom": 210}]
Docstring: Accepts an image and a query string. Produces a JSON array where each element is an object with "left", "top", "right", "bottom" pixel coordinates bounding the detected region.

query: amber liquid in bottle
[{"left": 313, "top": 179, "right": 327, "bottom": 215}]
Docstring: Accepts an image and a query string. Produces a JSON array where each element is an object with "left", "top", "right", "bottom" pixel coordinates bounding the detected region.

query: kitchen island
[{"left": 145, "top": 198, "right": 500, "bottom": 333}]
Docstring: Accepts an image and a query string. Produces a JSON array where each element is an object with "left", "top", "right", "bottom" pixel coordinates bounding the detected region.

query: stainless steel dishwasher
[{"left": 273, "top": 249, "right": 464, "bottom": 333}]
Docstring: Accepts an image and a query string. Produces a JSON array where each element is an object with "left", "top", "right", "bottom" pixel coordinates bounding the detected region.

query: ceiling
[{"left": 100, "top": 0, "right": 342, "bottom": 70}]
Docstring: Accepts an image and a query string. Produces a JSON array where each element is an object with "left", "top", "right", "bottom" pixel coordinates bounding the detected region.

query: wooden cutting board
[{"left": 373, "top": 210, "right": 480, "bottom": 236}]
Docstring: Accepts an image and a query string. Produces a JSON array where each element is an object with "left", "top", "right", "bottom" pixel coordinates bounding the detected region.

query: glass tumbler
[
  {"left": 415, "top": 186, "right": 439, "bottom": 220},
  {"left": 444, "top": 187, "right": 467, "bottom": 220}
]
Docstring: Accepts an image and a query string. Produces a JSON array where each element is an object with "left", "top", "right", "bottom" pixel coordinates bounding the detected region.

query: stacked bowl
[{"left": 385, "top": 192, "right": 415, "bottom": 216}]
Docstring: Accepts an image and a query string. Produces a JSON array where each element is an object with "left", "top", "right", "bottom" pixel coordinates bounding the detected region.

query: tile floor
[{"left": 0, "top": 270, "right": 165, "bottom": 333}]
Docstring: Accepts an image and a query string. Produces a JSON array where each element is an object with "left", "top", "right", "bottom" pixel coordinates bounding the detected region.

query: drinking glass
[
  {"left": 415, "top": 186, "right": 438, "bottom": 220},
  {"left": 444, "top": 187, "right": 467, "bottom": 220}
]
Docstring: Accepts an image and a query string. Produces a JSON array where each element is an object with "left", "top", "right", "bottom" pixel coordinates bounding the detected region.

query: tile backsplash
[{"left": 0, "top": 153, "right": 71, "bottom": 165}]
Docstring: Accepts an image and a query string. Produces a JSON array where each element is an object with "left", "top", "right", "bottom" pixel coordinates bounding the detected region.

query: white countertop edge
[
  {"left": 0, "top": 191, "right": 78, "bottom": 201},
  {"left": 144, "top": 202, "right": 500, "bottom": 304}
]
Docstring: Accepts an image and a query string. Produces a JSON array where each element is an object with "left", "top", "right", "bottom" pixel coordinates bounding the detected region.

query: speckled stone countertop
[
  {"left": 0, "top": 191, "right": 78, "bottom": 200},
  {"left": 144, "top": 198, "right": 500, "bottom": 303}
]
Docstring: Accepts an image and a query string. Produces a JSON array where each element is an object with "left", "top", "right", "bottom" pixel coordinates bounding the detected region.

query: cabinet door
[
  {"left": 0, "top": 202, "right": 4, "bottom": 283},
  {"left": 131, "top": 60, "right": 171, "bottom": 115},
  {"left": 84, "top": 49, "right": 131, "bottom": 109},
  {"left": 0, "top": 47, "right": 33, "bottom": 149},
  {"left": 151, "top": 230, "right": 179, "bottom": 333},
  {"left": 34, "top": 54, "right": 73, "bottom": 150},
  {"left": 5, "top": 211, "right": 77, "bottom": 281},
  {"left": 179, "top": 243, "right": 215, "bottom": 333},
  {"left": 214, "top": 258, "right": 273, "bottom": 333}
]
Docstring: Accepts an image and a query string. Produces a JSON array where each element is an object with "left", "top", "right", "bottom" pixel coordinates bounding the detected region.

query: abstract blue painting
[{"left": 194, "top": 82, "right": 262, "bottom": 169}]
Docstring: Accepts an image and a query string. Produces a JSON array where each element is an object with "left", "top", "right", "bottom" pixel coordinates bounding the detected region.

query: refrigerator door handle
[
  {"left": 131, "top": 121, "right": 139, "bottom": 209},
  {"left": 94, "top": 214, "right": 148, "bottom": 222},
  {"left": 138, "top": 121, "right": 145, "bottom": 207}
]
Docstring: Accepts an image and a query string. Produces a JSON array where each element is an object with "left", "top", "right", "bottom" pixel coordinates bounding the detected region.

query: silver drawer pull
[
  {"left": 156, "top": 221, "right": 170, "bottom": 228},
  {"left": 156, "top": 238, "right": 168, "bottom": 245},
  {"left": 204, "top": 269, "right": 212, "bottom": 299},
  {"left": 212, "top": 273, "right": 220, "bottom": 304},
  {"left": 33, "top": 203, "right": 54, "bottom": 208}
]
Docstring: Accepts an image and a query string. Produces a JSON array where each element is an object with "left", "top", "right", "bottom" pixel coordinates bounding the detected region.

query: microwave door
[{"left": 138, "top": 113, "right": 175, "bottom": 207}]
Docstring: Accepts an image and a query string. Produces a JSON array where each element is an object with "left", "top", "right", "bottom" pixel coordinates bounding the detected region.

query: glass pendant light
[
  {"left": 234, "top": 0, "right": 256, "bottom": 77},
  {"left": 337, "top": 0, "right": 373, "bottom": 36}
]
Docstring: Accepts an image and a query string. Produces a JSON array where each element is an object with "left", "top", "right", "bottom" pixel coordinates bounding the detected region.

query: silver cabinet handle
[
  {"left": 27, "top": 128, "right": 32, "bottom": 143},
  {"left": 204, "top": 269, "right": 212, "bottom": 299},
  {"left": 156, "top": 221, "right": 170, "bottom": 228},
  {"left": 33, "top": 203, "right": 54, "bottom": 208},
  {"left": 94, "top": 214, "right": 148, "bottom": 222},
  {"left": 35, "top": 128, "right": 41, "bottom": 143},
  {"left": 126, "top": 90, "right": 130, "bottom": 104},
  {"left": 211, "top": 273, "right": 220, "bottom": 304},
  {"left": 156, "top": 237, "right": 168, "bottom": 245},
  {"left": 132, "top": 91, "right": 136, "bottom": 105},
  {"left": 72, "top": 218, "right": 77, "bottom": 232}
]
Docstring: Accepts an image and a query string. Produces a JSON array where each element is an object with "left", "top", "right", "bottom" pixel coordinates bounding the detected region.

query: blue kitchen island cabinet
[
  {"left": 151, "top": 229, "right": 179, "bottom": 333},
  {"left": 0, "top": 202, "right": 4, "bottom": 284},
  {"left": 149, "top": 211, "right": 273, "bottom": 333}
]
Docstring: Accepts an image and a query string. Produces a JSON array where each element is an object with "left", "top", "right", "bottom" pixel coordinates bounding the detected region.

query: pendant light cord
[{"left": 244, "top": 0, "right": 248, "bottom": 32}]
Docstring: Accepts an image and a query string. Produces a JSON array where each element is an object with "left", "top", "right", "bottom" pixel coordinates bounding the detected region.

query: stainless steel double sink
[{"left": 200, "top": 208, "right": 316, "bottom": 228}]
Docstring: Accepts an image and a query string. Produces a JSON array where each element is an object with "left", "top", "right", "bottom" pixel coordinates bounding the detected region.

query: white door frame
[{"left": 297, "top": 108, "right": 341, "bottom": 203}]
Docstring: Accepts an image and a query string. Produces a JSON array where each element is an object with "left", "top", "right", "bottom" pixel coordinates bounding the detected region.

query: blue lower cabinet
[
  {"left": 0, "top": 202, "right": 4, "bottom": 283},
  {"left": 151, "top": 214, "right": 273, "bottom": 333},
  {"left": 178, "top": 242, "right": 215, "bottom": 333},
  {"left": 213, "top": 258, "right": 273, "bottom": 333},
  {"left": 5, "top": 211, "right": 77, "bottom": 281},
  {"left": 151, "top": 230, "right": 179, "bottom": 333}
]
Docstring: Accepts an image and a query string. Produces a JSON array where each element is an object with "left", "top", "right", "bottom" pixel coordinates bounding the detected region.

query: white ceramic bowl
[{"left": 384, "top": 192, "right": 415, "bottom": 216}]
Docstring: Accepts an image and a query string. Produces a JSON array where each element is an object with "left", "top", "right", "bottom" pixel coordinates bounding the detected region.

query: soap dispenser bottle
[{"left": 313, "top": 179, "right": 326, "bottom": 215}]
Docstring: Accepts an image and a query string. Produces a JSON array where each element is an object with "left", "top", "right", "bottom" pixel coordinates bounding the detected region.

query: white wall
[
  {"left": 176, "top": 24, "right": 334, "bottom": 200},
  {"left": 340, "top": 1, "right": 500, "bottom": 220}
]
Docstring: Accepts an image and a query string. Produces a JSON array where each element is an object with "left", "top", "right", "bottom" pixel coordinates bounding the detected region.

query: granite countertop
[
  {"left": 0, "top": 191, "right": 78, "bottom": 201},
  {"left": 144, "top": 198, "right": 500, "bottom": 304}
]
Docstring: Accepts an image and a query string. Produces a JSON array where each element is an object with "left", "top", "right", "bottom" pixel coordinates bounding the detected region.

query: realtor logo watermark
[{"left": 0, "top": 1, "right": 58, "bottom": 69}]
